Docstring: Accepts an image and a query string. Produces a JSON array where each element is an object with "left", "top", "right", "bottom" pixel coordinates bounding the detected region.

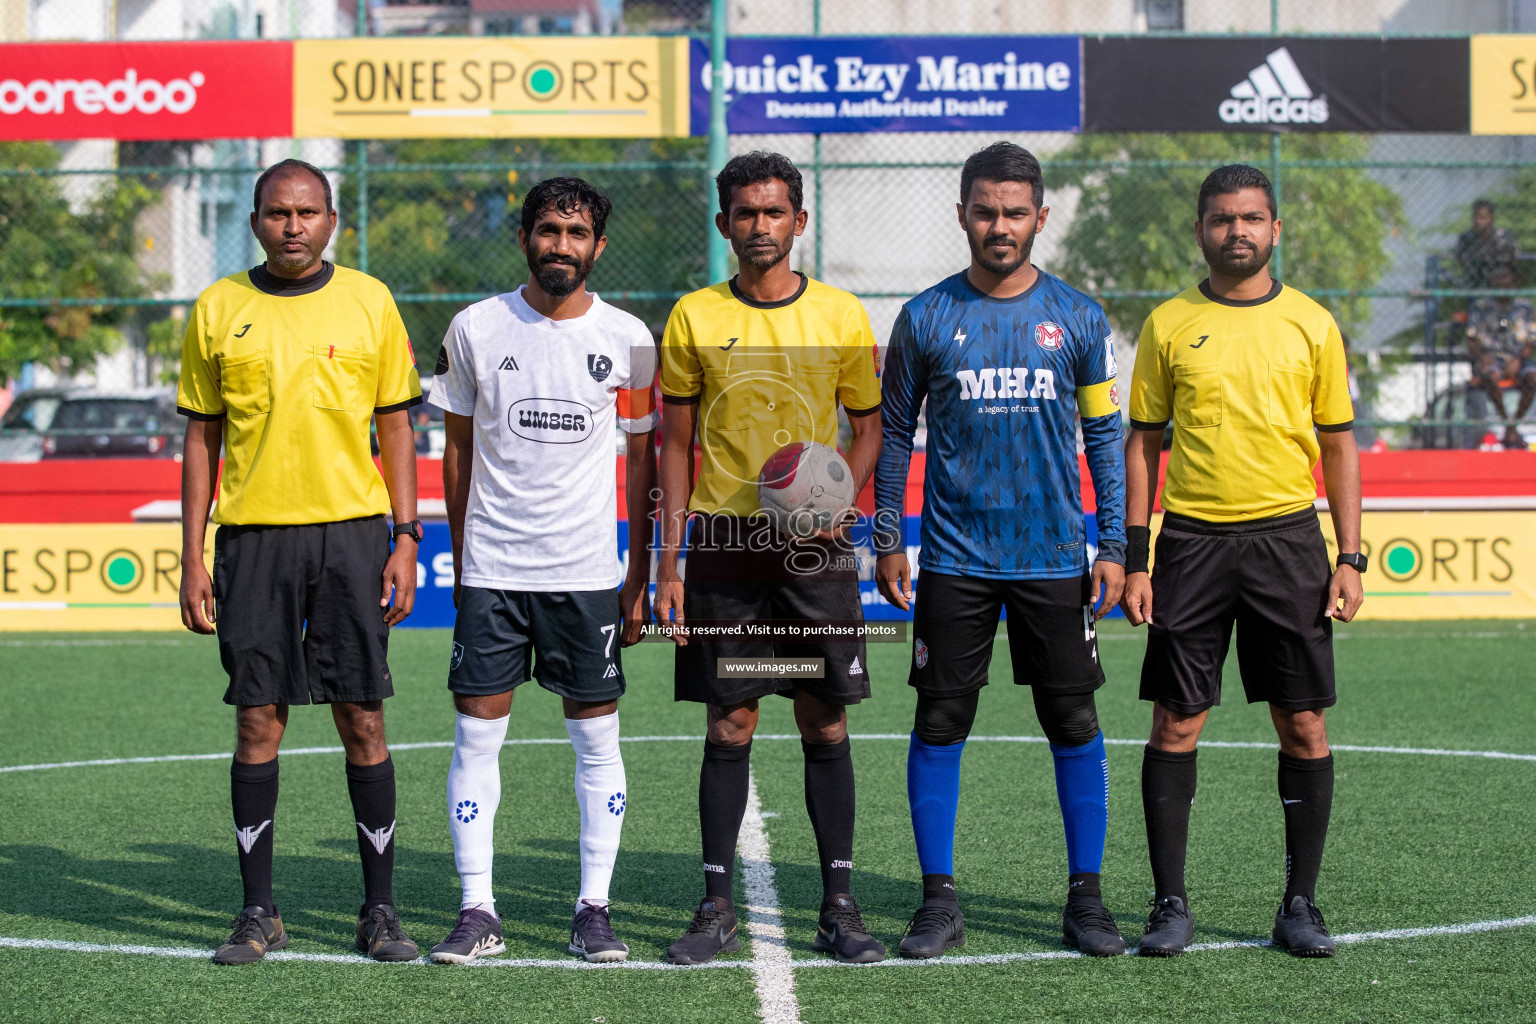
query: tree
[
  {"left": 1049, "top": 134, "right": 1404, "bottom": 340},
  {"left": 333, "top": 136, "right": 708, "bottom": 369},
  {"left": 0, "top": 142, "right": 161, "bottom": 383}
]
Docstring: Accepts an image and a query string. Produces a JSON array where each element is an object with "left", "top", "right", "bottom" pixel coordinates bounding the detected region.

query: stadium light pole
[{"left": 707, "top": 0, "right": 729, "bottom": 283}]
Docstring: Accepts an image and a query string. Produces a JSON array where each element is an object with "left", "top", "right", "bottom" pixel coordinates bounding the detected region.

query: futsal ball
[{"left": 757, "top": 441, "right": 856, "bottom": 539}]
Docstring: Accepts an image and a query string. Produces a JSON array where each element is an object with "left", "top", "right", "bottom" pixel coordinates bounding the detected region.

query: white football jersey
[{"left": 429, "top": 287, "right": 658, "bottom": 591}]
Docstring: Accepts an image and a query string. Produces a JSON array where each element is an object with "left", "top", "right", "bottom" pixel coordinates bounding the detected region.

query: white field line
[
  {"left": 6, "top": 733, "right": 1536, "bottom": 775},
  {"left": 3, "top": 913, "right": 1533, "bottom": 971},
  {"left": 740, "top": 766, "right": 801, "bottom": 1024}
]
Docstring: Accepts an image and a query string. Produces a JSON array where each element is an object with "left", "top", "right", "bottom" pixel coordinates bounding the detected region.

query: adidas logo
[
  {"left": 848, "top": 656, "right": 863, "bottom": 677},
  {"left": 1219, "top": 47, "right": 1327, "bottom": 125},
  {"left": 499, "top": 355, "right": 519, "bottom": 371}
]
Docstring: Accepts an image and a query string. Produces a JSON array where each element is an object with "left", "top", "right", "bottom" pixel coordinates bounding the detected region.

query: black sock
[
  {"left": 231, "top": 757, "right": 279, "bottom": 912},
  {"left": 803, "top": 738, "right": 856, "bottom": 899},
  {"left": 922, "top": 874, "right": 958, "bottom": 905},
  {"left": 1142, "top": 745, "right": 1197, "bottom": 903},
  {"left": 346, "top": 757, "right": 397, "bottom": 910},
  {"left": 700, "top": 739, "right": 752, "bottom": 903},
  {"left": 1278, "top": 751, "right": 1334, "bottom": 905},
  {"left": 1068, "top": 872, "right": 1102, "bottom": 902}
]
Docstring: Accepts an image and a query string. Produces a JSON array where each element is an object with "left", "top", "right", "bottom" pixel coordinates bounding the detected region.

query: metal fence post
[
  {"left": 707, "top": 0, "right": 728, "bottom": 283},
  {"left": 1270, "top": 132, "right": 1283, "bottom": 282},
  {"left": 355, "top": 141, "right": 369, "bottom": 275},
  {"left": 354, "top": 0, "right": 369, "bottom": 276}
]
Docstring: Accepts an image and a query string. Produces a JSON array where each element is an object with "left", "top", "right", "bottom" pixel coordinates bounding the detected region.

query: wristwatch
[
  {"left": 392, "top": 519, "right": 424, "bottom": 543},
  {"left": 1336, "top": 551, "right": 1368, "bottom": 573}
]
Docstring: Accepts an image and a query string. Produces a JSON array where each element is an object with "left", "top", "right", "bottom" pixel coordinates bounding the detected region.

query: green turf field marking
[
  {"left": 5, "top": 734, "right": 1535, "bottom": 775},
  {"left": 6, "top": 913, "right": 1532, "bottom": 970},
  {"left": 740, "top": 768, "right": 801, "bottom": 1024}
]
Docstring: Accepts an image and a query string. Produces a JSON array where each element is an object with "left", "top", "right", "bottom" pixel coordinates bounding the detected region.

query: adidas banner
[{"left": 1083, "top": 37, "right": 1469, "bottom": 133}]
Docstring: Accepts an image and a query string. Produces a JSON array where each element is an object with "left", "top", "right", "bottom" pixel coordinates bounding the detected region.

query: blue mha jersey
[{"left": 874, "top": 270, "right": 1126, "bottom": 580}]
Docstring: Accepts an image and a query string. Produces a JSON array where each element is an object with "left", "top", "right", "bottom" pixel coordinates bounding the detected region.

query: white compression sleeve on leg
[
  {"left": 566, "top": 712, "right": 626, "bottom": 907},
  {"left": 447, "top": 712, "right": 509, "bottom": 910}
]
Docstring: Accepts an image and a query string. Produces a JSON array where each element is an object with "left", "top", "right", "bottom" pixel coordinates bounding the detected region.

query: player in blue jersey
[{"left": 873, "top": 142, "right": 1128, "bottom": 959}]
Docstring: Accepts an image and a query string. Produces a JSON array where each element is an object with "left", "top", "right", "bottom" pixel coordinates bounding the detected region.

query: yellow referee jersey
[
  {"left": 1129, "top": 280, "right": 1353, "bottom": 523},
  {"left": 661, "top": 273, "right": 882, "bottom": 516},
  {"left": 177, "top": 263, "right": 422, "bottom": 526}
]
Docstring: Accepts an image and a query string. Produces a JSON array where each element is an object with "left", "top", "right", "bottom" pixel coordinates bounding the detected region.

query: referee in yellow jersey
[
  {"left": 655, "top": 152, "right": 886, "bottom": 965},
  {"left": 177, "top": 159, "right": 423, "bottom": 965},
  {"left": 1120, "top": 165, "right": 1363, "bottom": 959}
]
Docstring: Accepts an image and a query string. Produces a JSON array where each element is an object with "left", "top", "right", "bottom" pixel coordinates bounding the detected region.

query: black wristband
[{"left": 1125, "top": 525, "right": 1151, "bottom": 574}]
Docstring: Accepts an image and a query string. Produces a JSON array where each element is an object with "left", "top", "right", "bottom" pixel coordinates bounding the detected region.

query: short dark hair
[
  {"left": 1473, "top": 198, "right": 1495, "bottom": 215},
  {"left": 253, "top": 158, "right": 333, "bottom": 215},
  {"left": 960, "top": 142, "right": 1044, "bottom": 208},
  {"left": 519, "top": 176, "right": 612, "bottom": 238},
  {"left": 1197, "top": 164, "right": 1277, "bottom": 219},
  {"left": 716, "top": 151, "right": 802, "bottom": 216}
]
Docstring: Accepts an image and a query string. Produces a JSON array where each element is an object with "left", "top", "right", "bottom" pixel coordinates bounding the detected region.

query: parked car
[
  {"left": 0, "top": 387, "right": 74, "bottom": 462},
  {"left": 41, "top": 390, "right": 184, "bottom": 460}
]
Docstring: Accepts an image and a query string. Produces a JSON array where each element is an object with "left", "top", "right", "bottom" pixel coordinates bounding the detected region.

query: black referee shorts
[
  {"left": 909, "top": 571, "right": 1104, "bottom": 698},
  {"left": 213, "top": 515, "right": 394, "bottom": 706},
  {"left": 674, "top": 514, "right": 870, "bottom": 707},
  {"left": 1139, "top": 508, "right": 1336, "bottom": 715}
]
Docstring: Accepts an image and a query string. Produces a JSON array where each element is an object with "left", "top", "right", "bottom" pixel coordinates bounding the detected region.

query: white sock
[
  {"left": 447, "top": 712, "right": 509, "bottom": 911},
  {"left": 566, "top": 713, "right": 626, "bottom": 906}
]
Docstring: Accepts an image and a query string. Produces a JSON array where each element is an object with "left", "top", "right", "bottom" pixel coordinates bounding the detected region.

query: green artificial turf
[{"left": 1, "top": 620, "right": 1533, "bottom": 1023}]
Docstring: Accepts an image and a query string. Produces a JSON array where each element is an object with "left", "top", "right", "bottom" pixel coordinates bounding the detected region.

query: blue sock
[
  {"left": 1051, "top": 731, "right": 1109, "bottom": 883},
  {"left": 907, "top": 732, "right": 965, "bottom": 880}
]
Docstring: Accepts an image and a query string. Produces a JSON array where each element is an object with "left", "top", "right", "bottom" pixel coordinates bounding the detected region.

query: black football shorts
[
  {"left": 908, "top": 571, "right": 1105, "bottom": 698},
  {"left": 449, "top": 586, "right": 626, "bottom": 704},
  {"left": 1139, "top": 508, "right": 1336, "bottom": 714},
  {"left": 674, "top": 514, "right": 870, "bottom": 707},
  {"left": 213, "top": 515, "right": 394, "bottom": 706}
]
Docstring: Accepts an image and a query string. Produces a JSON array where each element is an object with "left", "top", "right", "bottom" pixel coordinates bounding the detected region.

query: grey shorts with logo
[{"left": 448, "top": 586, "right": 626, "bottom": 703}]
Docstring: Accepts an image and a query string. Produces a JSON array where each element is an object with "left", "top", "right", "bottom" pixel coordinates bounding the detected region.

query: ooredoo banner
[
  {"left": 1083, "top": 37, "right": 1469, "bottom": 133},
  {"left": 0, "top": 41, "right": 293, "bottom": 141}
]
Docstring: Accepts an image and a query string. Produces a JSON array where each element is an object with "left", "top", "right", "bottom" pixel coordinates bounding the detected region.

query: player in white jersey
[{"left": 425, "top": 178, "right": 658, "bottom": 964}]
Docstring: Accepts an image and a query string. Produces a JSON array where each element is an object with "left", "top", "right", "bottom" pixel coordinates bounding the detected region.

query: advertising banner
[
  {"left": 689, "top": 36, "right": 1081, "bottom": 135},
  {"left": 0, "top": 41, "right": 293, "bottom": 141},
  {"left": 0, "top": 524, "right": 209, "bottom": 631},
  {"left": 1083, "top": 37, "right": 1469, "bottom": 133},
  {"left": 293, "top": 37, "right": 691, "bottom": 139},
  {"left": 1470, "top": 35, "right": 1536, "bottom": 135}
]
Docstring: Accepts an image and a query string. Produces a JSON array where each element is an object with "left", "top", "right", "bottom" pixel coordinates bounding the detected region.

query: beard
[
  {"left": 1202, "top": 235, "right": 1272, "bottom": 279},
  {"left": 970, "top": 229, "right": 1034, "bottom": 277},
  {"left": 736, "top": 233, "right": 789, "bottom": 271},
  {"left": 528, "top": 248, "right": 594, "bottom": 297},
  {"left": 265, "top": 240, "right": 323, "bottom": 274}
]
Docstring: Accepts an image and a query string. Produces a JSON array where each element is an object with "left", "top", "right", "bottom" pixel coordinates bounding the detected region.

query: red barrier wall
[{"left": 2, "top": 450, "right": 1533, "bottom": 523}]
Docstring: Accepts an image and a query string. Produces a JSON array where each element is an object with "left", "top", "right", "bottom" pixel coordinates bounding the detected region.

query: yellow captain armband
[{"left": 1077, "top": 378, "right": 1120, "bottom": 419}]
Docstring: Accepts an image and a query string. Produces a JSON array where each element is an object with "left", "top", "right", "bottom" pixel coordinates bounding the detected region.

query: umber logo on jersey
[
  {"left": 587, "top": 353, "right": 612, "bottom": 382},
  {"left": 499, "top": 355, "right": 519, "bottom": 371},
  {"left": 1035, "top": 321, "right": 1065, "bottom": 350},
  {"left": 509, "top": 398, "right": 594, "bottom": 444}
]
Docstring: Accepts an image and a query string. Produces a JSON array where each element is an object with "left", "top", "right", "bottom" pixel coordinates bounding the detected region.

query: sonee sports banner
[{"left": 1083, "top": 37, "right": 1470, "bottom": 133}]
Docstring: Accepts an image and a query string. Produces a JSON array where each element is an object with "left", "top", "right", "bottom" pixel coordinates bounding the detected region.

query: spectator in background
[
  {"left": 413, "top": 407, "right": 434, "bottom": 455},
  {"left": 1466, "top": 263, "right": 1536, "bottom": 450},
  {"left": 1455, "top": 199, "right": 1520, "bottom": 290}
]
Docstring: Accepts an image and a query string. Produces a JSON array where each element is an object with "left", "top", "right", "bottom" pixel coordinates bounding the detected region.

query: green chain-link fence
[{"left": 4, "top": 0, "right": 1536, "bottom": 453}]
